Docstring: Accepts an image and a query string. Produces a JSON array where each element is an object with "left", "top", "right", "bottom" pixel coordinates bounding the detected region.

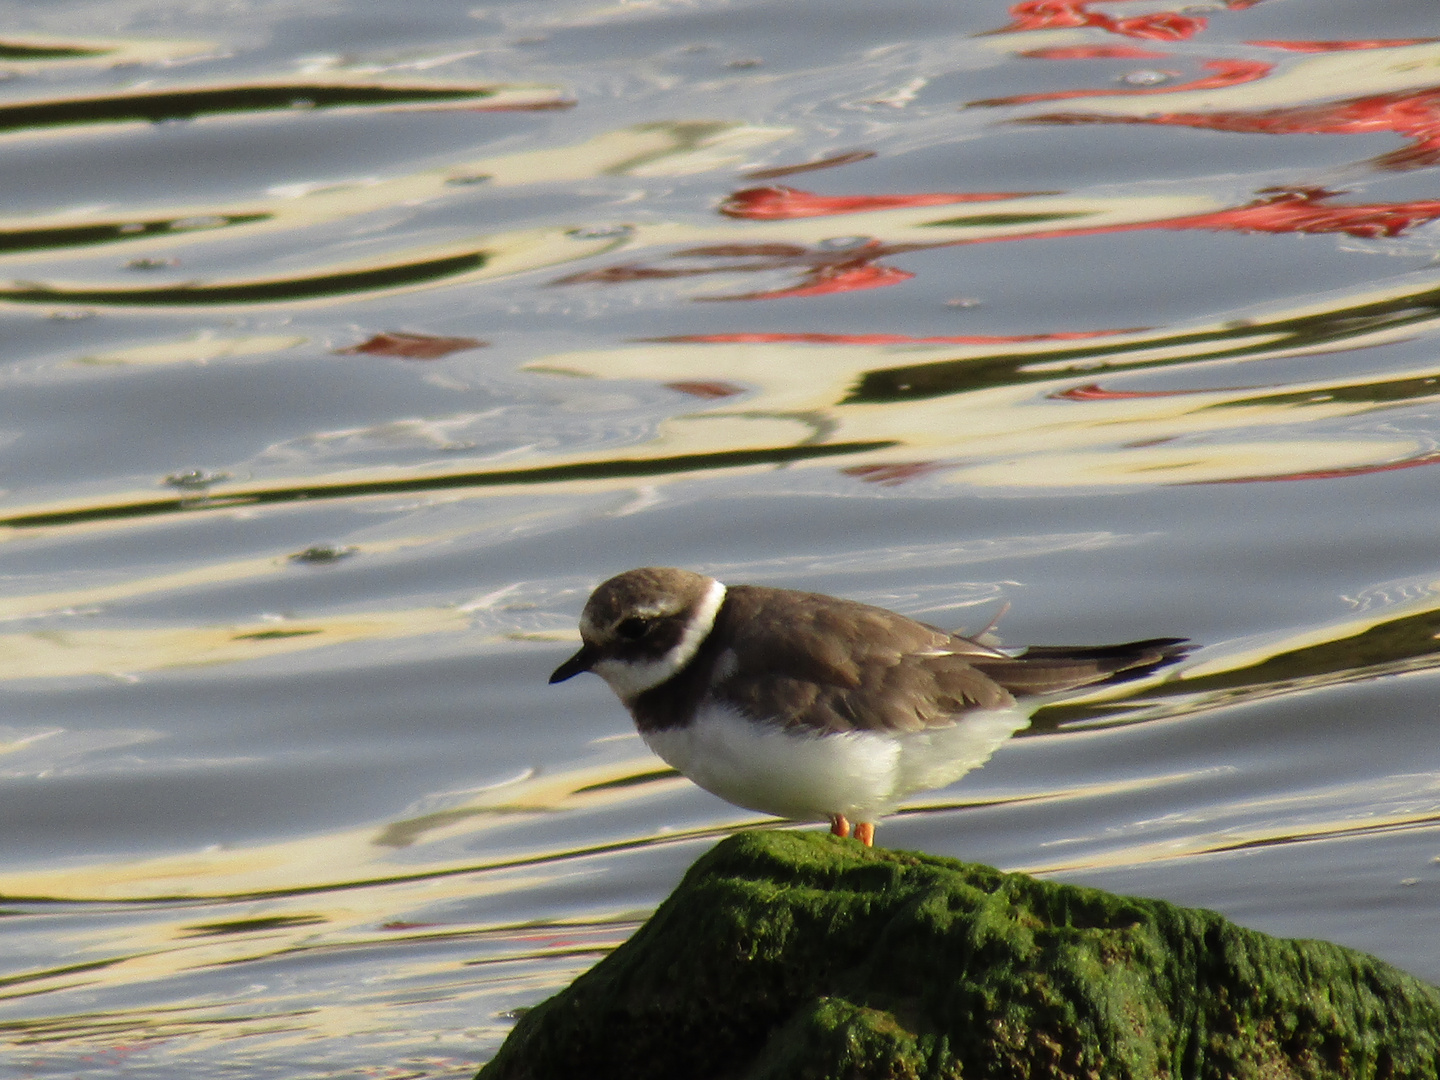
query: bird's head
[{"left": 549, "top": 567, "right": 727, "bottom": 703}]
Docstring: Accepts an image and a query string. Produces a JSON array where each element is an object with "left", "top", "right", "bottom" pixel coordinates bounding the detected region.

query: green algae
[{"left": 478, "top": 830, "right": 1440, "bottom": 1080}]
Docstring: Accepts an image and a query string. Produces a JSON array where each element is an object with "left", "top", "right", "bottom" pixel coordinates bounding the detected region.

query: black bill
[{"left": 549, "top": 643, "right": 598, "bottom": 683}]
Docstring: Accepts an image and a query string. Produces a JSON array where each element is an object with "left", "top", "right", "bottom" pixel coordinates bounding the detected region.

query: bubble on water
[
  {"left": 170, "top": 215, "right": 227, "bottom": 231},
  {"left": 289, "top": 544, "right": 359, "bottom": 565},
  {"left": 1121, "top": 70, "right": 1173, "bottom": 87},
  {"left": 295, "top": 54, "right": 343, "bottom": 72},
  {"left": 164, "top": 469, "right": 229, "bottom": 489},
  {"left": 567, "top": 224, "right": 633, "bottom": 240},
  {"left": 817, "top": 236, "right": 871, "bottom": 250}
]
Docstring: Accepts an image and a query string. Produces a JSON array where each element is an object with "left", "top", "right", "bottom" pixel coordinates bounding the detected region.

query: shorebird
[{"left": 551, "top": 567, "right": 1187, "bottom": 846}]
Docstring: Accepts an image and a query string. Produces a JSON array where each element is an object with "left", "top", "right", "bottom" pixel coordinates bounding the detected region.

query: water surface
[{"left": 4, "top": 1, "right": 1440, "bottom": 1076}]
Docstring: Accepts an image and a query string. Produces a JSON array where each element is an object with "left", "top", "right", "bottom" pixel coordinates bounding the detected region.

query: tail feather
[{"left": 969, "top": 637, "right": 1190, "bottom": 697}]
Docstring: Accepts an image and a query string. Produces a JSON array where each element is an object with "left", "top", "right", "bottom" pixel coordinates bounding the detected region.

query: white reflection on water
[{"left": 5, "top": 1, "right": 1440, "bottom": 1077}]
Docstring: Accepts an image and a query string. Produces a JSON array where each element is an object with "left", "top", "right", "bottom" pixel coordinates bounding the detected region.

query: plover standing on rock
[{"left": 551, "top": 567, "right": 1187, "bottom": 847}]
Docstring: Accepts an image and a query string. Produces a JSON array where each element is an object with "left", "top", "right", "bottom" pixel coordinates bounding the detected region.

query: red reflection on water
[
  {"left": 558, "top": 241, "right": 914, "bottom": 299},
  {"left": 934, "top": 186, "right": 1439, "bottom": 243},
  {"left": 654, "top": 330, "right": 1140, "bottom": 345},
  {"left": 998, "top": 1, "right": 1094, "bottom": 32},
  {"left": 990, "top": 187, "right": 1440, "bottom": 241},
  {"left": 1194, "top": 449, "right": 1440, "bottom": 484},
  {"left": 843, "top": 461, "right": 948, "bottom": 486},
  {"left": 1106, "top": 13, "right": 1207, "bottom": 42},
  {"left": 1050, "top": 383, "right": 1200, "bottom": 400},
  {"left": 1020, "top": 46, "right": 1171, "bottom": 60},
  {"left": 565, "top": 186, "right": 1440, "bottom": 303},
  {"left": 557, "top": 243, "right": 803, "bottom": 286},
  {"left": 1027, "top": 87, "right": 1440, "bottom": 170},
  {"left": 1155, "top": 187, "right": 1440, "bottom": 239},
  {"left": 1247, "top": 39, "right": 1438, "bottom": 52},
  {"left": 666, "top": 380, "right": 747, "bottom": 398},
  {"left": 711, "top": 260, "right": 914, "bottom": 300},
  {"left": 722, "top": 185, "right": 1038, "bottom": 220},
  {"left": 337, "top": 332, "right": 487, "bottom": 359},
  {"left": 995, "top": 0, "right": 1217, "bottom": 41},
  {"left": 977, "top": 58, "right": 1272, "bottom": 106}
]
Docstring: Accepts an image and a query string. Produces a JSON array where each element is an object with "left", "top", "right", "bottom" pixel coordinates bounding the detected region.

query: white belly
[{"left": 641, "top": 704, "right": 1030, "bottom": 824}]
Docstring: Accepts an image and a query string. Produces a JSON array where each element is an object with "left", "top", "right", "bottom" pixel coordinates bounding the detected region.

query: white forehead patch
[{"left": 593, "top": 579, "right": 726, "bottom": 703}]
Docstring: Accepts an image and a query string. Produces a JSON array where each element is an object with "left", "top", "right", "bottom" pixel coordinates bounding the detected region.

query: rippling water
[{"left": 5, "top": 1, "right": 1440, "bottom": 1076}]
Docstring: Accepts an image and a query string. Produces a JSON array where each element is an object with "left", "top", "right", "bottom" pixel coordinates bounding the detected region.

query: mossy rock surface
[{"left": 478, "top": 830, "right": 1440, "bottom": 1080}]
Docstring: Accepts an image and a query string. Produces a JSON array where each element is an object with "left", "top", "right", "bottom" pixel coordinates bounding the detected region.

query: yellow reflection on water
[
  {"left": 0, "top": 754, "right": 698, "bottom": 903},
  {"left": 1002, "top": 40, "right": 1440, "bottom": 117},
  {"left": 1018, "top": 775, "right": 1440, "bottom": 876},
  {"left": 0, "top": 606, "right": 468, "bottom": 680},
  {"left": 526, "top": 274, "right": 1440, "bottom": 488},
  {"left": 5, "top": 268, "right": 1440, "bottom": 534},
  {"left": 0, "top": 121, "right": 788, "bottom": 271},
  {"left": 75, "top": 333, "right": 309, "bottom": 367},
  {"left": 0, "top": 33, "right": 217, "bottom": 70},
  {"left": 1038, "top": 573, "right": 1440, "bottom": 731},
  {"left": 1, "top": 226, "right": 629, "bottom": 308},
  {"left": 0, "top": 526, "right": 498, "bottom": 622}
]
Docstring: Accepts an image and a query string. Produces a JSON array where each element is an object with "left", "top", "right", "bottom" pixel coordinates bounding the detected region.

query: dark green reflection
[
  {"left": 181, "top": 914, "right": 326, "bottom": 937},
  {"left": 0, "top": 250, "right": 488, "bottom": 305},
  {"left": 0, "top": 213, "right": 270, "bottom": 255},
  {"left": 1032, "top": 606, "right": 1440, "bottom": 732},
  {"left": 1159, "top": 609, "right": 1440, "bottom": 697},
  {"left": 231, "top": 629, "right": 324, "bottom": 641},
  {"left": 574, "top": 769, "right": 682, "bottom": 793},
  {"left": 847, "top": 285, "right": 1440, "bottom": 403},
  {"left": 921, "top": 211, "right": 1088, "bottom": 228},
  {"left": 0, "top": 441, "right": 895, "bottom": 529},
  {"left": 0, "top": 42, "right": 109, "bottom": 59},
  {"left": 0, "top": 84, "right": 502, "bottom": 134},
  {"left": 1210, "top": 372, "right": 1440, "bottom": 409},
  {"left": 0, "top": 955, "right": 125, "bottom": 989}
]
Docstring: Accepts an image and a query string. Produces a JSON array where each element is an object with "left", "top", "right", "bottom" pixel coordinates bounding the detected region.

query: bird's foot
[{"left": 829, "top": 816, "right": 873, "bottom": 846}]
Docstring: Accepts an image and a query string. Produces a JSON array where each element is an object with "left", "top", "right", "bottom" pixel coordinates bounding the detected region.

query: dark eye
[{"left": 616, "top": 616, "right": 650, "bottom": 640}]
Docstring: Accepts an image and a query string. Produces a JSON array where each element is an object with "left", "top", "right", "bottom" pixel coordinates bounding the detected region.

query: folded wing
[{"left": 716, "top": 586, "right": 1188, "bottom": 735}]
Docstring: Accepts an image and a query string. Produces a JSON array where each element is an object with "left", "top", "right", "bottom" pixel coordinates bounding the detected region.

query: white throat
[{"left": 594, "top": 579, "right": 726, "bottom": 703}]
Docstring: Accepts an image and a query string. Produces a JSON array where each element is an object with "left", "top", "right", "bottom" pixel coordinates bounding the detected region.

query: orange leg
[
  {"left": 829, "top": 814, "right": 851, "bottom": 839},
  {"left": 854, "top": 822, "right": 875, "bottom": 848}
]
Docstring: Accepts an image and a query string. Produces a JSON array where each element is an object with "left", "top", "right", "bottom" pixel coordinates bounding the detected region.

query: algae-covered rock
[{"left": 479, "top": 830, "right": 1440, "bottom": 1080}]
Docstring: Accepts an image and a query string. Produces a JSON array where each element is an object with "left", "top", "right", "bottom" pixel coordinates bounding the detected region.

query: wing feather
[
  {"left": 703, "top": 589, "right": 1189, "bottom": 735},
  {"left": 714, "top": 586, "right": 1015, "bottom": 735}
]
